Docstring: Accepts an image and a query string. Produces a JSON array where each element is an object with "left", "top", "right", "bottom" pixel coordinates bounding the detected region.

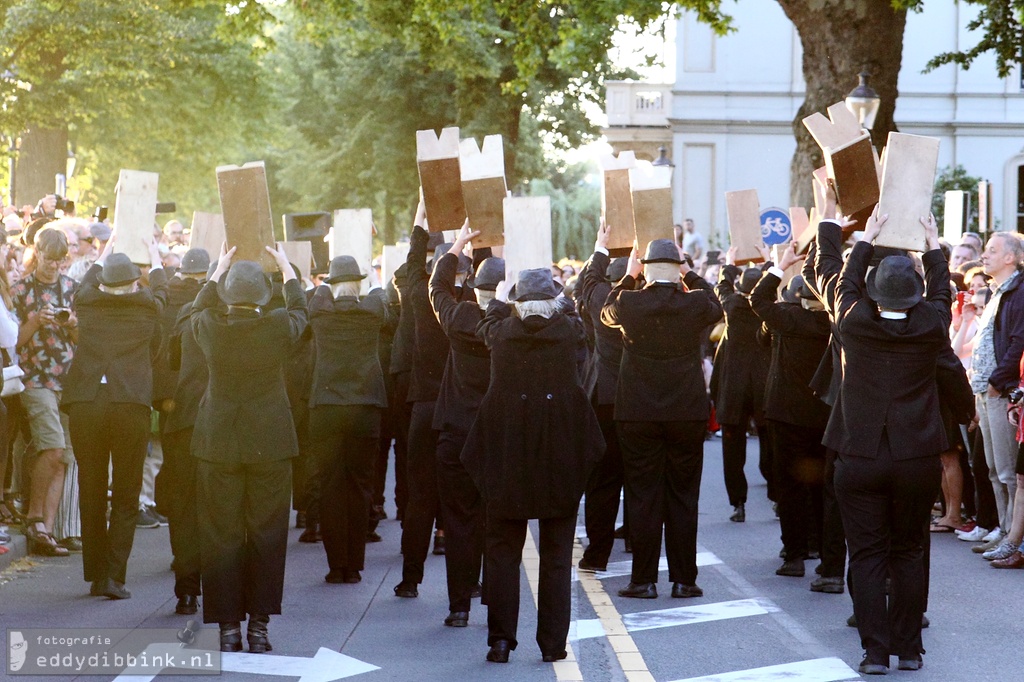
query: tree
[
  {"left": 931, "top": 164, "right": 984, "bottom": 234},
  {"left": 529, "top": 161, "right": 601, "bottom": 260}
]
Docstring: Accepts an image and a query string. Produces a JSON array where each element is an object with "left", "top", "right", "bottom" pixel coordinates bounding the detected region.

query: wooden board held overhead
[
  {"left": 725, "top": 189, "right": 764, "bottom": 264},
  {"left": 943, "top": 190, "right": 970, "bottom": 244},
  {"left": 824, "top": 134, "right": 879, "bottom": 217},
  {"left": 113, "top": 169, "right": 159, "bottom": 265},
  {"left": 802, "top": 101, "right": 864, "bottom": 154},
  {"left": 330, "top": 208, "right": 374, "bottom": 294},
  {"left": 599, "top": 151, "right": 638, "bottom": 256},
  {"left": 791, "top": 207, "right": 816, "bottom": 256},
  {"left": 628, "top": 162, "right": 674, "bottom": 256},
  {"left": 281, "top": 241, "right": 313, "bottom": 281},
  {"left": 460, "top": 135, "right": 506, "bottom": 248},
  {"left": 503, "top": 196, "right": 552, "bottom": 283},
  {"left": 188, "top": 211, "right": 226, "bottom": 261},
  {"left": 216, "top": 161, "right": 276, "bottom": 271},
  {"left": 417, "top": 128, "right": 466, "bottom": 233},
  {"left": 874, "top": 133, "right": 940, "bottom": 252}
]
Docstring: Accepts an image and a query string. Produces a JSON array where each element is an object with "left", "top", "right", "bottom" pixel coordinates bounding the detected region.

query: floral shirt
[{"left": 11, "top": 273, "right": 77, "bottom": 391}]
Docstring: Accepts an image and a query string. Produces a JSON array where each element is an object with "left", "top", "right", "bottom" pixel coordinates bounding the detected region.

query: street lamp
[
  {"left": 845, "top": 71, "right": 881, "bottom": 131},
  {"left": 652, "top": 145, "right": 674, "bottom": 167}
]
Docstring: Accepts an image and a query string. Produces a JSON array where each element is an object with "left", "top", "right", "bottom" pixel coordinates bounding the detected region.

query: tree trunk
[
  {"left": 14, "top": 126, "right": 68, "bottom": 208},
  {"left": 777, "top": 0, "right": 907, "bottom": 209}
]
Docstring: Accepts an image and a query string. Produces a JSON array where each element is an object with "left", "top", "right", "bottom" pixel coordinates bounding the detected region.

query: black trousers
[
  {"left": 970, "top": 429, "right": 999, "bottom": 531},
  {"left": 311, "top": 405, "right": 380, "bottom": 573},
  {"left": 196, "top": 458, "right": 291, "bottom": 624},
  {"left": 162, "top": 426, "right": 201, "bottom": 598},
  {"left": 820, "top": 449, "right": 848, "bottom": 579},
  {"left": 486, "top": 515, "right": 574, "bottom": 655},
  {"left": 401, "top": 400, "right": 440, "bottom": 584},
  {"left": 834, "top": 445, "right": 940, "bottom": 664},
  {"left": 290, "top": 401, "right": 315, "bottom": 520},
  {"left": 768, "top": 420, "right": 825, "bottom": 559},
  {"left": 380, "top": 371, "right": 411, "bottom": 517},
  {"left": 70, "top": 396, "right": 150, "bottom": 585},
  {"left": 437, "top": 428, "right": 483, "bottom": 612},
  {"left": 583, "top": 403, "right": 624, "bottom": 568},
  {"left": 720, "top": 418, "right": 770, "bottom": 507},
  {"left": 617, "top": 420, "right": 704, "bottom": 585}
]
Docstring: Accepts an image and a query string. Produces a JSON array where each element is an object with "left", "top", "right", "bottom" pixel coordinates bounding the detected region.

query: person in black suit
[
  {"left": 65, "top": 236, "right": 168, "bottom": 600},
  {"left": 191, "top": 244, "right": 308, "bottom": 653},
  {"left": 463, "top": 267, "right": 603, "bottom": 664},
  {"left": 601, "top": 239, "right": 723, "bottom": 599},
  {"left": 749, "top": 244, "right": 831, "bottom": 578},
  {"left": 576, "top": 222, "right": 629, "bottom": 571},
  {"left": 429, "top": 224, "right": 501, "bottom": 628},
  {"left": 825, "top": 210, "right": 948, "bottom": 674}
]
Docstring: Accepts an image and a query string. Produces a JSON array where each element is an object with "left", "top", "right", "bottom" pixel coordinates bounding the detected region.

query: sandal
[
  {"left": 25, "top": 519, "right": 69, "bottom": 557},
  {"left": 0, "top": 499, "right": 23, "bottom": 524}
]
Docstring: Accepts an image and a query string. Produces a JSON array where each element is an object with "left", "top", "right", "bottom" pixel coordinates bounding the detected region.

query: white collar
[{"left": 879, "top": 310, "right": 907, "bottom": 320}]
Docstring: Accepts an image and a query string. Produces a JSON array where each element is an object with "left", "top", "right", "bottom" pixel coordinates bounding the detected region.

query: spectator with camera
[{"left": 12, "top": 225, "right": 78, "bottom": 557}]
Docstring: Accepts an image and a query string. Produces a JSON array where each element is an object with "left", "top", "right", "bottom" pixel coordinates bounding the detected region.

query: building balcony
[{"left": 605, "top": 81, "right": 672, "bottom": 127}]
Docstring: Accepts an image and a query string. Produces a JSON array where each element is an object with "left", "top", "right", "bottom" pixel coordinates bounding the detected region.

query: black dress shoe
[
  {"left": 370, "top": 505, "right": 387, "bottom": 522},
  {"left": 542, "top": 650, "right": 568, "bottom": 662},
  {"left": 858, "top": 656, "right": 888, "bottom": 675},
  {"left": 219, "top": 623, "right": 242, "bottom": 653},
  {"left": 325, "top": 570, "right": 347, "bottom": 584},
  {"left": 295, "top": 511, "right": 306, "bottom": 529},
  {"left": 847, "top": 613, "right": 857, "bottom": 627},
  {"left": 776, "top": 559, "right": 805, "bottom": 577},
  {"left": 470, "top": 582, "right": 482, "bottom": 599},
  {"left": 366, "top": 531, "right": 382, "bottom": 543},
  {"left": 671, "top": 583, "right": 703, "bottom": 598},
  {"left": 247, "top": 615, "right": 271, "bottom": 653},
  {"left": 103, "top": 579, "right": 131, "bottom": 600},
  {"left": 613, "top": 525, "right": 626, "bottom": 539},
  {"left": 897, "top": 656, "right": 923, "bottom": 671},
  {"left": 486, "top": 640, "right": 511, "bottom": 663},
  {"left": 89, "top": 580, "right": 107, "bottom": 596},
  {"left": 298, "top": 524, "right": 321, "bottom": 543},
  {"left": 343, "top": 570, "right": 361, "bottom": 583},
  {"left": 175, "top": 595, "right": 199, "bottom": 615},
  {"left": 432, "top": 534, "right": 446, "bottom": 555},
  {"left": 444, "top": 611, "right": 469, "bottom": 627},
  {"left": 578, "top": 557, "right": 606, "bottom": 572},
  {"left": 394, "top": 580, "right": 418, "bottom": 598},
  {"left": 730, "top": 504, "right": 746, "bottom": 522},
  {"left": 618, "top": 582, "right": 657, "bottom": 599},
  {"left": 623, "top": 537, "right": 632, "bottom": 553}
]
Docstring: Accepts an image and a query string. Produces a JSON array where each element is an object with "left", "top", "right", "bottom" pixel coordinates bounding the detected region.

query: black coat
[
  {"left": 823, "top": 243, "right": 951, "bottom": 459},
  {"left": 601, "top": 272, "right": 722, "bottom": 422},
  {"left": 308, "top": 286, "right": 389, "bottom": 408},
  {"left": 63, "top": 265, "right": 168, "bottom": 408},
  {"left": 749, "top": 271, "right": 831, "bottom": 429},
  {"left": 462, "top": 302, "right": 604, "bottom": 519},
  {"left": 429, "top": 252, "right": 490, "bottom": 432},
  {"left": 710, "top": 265, "right": 770, "bottom": 424},
  {"left": 190, "top": 278, "right": 308, "bottom": 463},
  {"left": 389, "top": 263, "right": 415, "bottom": 376},
  {"left": 406, "top": 226, "right": 451, "bottom": 403},
  {"left": 152, "top": 276, "right": 202, "bottom": 405},
  {"left": 805, "top": 222, "right": 845, "bottom": 406},
  {"left": 164, "top": 299, "right": 209, "bottom": 435},
  {"left": 578, "top": 251, "right": 623, "bottom": 405}
]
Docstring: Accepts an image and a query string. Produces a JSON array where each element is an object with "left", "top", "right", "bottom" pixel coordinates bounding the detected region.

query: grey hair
[
  {"left": 991, "top": 231, "right": 1024, "bottom": 265},
  {"left": 475, "top": 289, "right": 495, "bottom": 310},
  {"left": 644, "top": 263, "right": 680, "bottom": 283},
  {"left": 515, "top": 299, "right": 558, "bottom": 319},
  {"left": 331, "top": 281, "right": 361, "bottom": 298},
  {"left": 99, "top": 282, "right": 135, "bottom": 296}
]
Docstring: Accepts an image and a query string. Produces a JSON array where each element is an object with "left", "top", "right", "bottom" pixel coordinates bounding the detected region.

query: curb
[{"left": 0, "top": 531, "right": 28, "bottom": 573}]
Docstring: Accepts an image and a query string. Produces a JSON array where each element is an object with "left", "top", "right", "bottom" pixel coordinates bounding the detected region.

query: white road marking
[
  {"left": 574, "top": 552, "right": 722, "bottom": 581},
  {"left": 112, "top": 647, "right": 378, "bottom": 682},
  {"left": 571, "top": 597, "right": 779, "bottom": 641},
  {"left": 669, "top": 657, "right": 860, "bottom": 682}
]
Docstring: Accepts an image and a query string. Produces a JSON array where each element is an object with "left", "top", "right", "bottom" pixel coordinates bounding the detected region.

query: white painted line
[
  {"left": 112, "top": 647, "right": 378, "bottom": 682},
  {"left": 669, "top": 657, "right": 859, "bottom": 682},
  {"left": 577, "top": 552, "right": 722, "bottom": 581},
  {"left": 571, "top": 598, "right": 779, "bottom": 641}
]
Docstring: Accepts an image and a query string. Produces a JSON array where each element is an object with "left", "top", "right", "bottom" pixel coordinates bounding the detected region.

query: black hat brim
[
  {"left": 216, "top": 273, "right": 273, "bottom": 307},
  {"left": 865, "top": 267, "right": 924, "bottom": 310},
  {"left": 326, "top": 273, "right": 367, "bottom": 284}
]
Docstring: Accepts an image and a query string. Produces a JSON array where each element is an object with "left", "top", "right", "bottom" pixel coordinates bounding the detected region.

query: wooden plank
[
  {"left": 599, "top": 151, "right": 638, "bottom": 255},
  {"left": 382, "top": 243, "right": 410, "bottom": 287},
  {"left": 791, "top": 206, "right": 816, "bottom": 255},
  {"left": 188, "top": 211, "right": 226, "bottom": 260},
  {"left": 943, "top": 190, "right": 970, "bottom": 244},
  {"left": 628, "top": 163, "right": 674, "bottom": 256},
  {"left": 330, "top": 209, "right": 374, "bottom": 294},
  {"left": 460, "top": 135, "right": 506, "bottom": 248},
  {"left": 216, "top": 161, "right": 276, "bottom": 271},
  {"left": 802, "top": 101, "right": 863, "bottom": 153},
  {"left": 281, "top": 241, "right": 312, "bottom": 281},
  {"left": 503, "top": 196, "right": 552, "bottom": 283},
  {"left": 874, "top": 132, "right": 940, "bottom": 252},
  {"left": 824, "top": 134, "right": 879, "bottom": 216},
  {"left": 113, "top": 169, "right": 159, "bottom": 264},
  {"left": 417, "top": 128, "right": 466, "bottom": 233},
  {"left": 725, "top": 189, "right": 764, "bottom": 264}
]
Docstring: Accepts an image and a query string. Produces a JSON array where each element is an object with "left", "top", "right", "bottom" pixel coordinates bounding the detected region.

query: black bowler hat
[
  {"left": 737, "top": 267, "right": 762, "bottom": 294},
  {"left": 867, "top": 255, "right": 924, "bottom": 310},
  {"left": 326, "top": 255, "right": 366, "bottom": 283},
  {"left": 98, "top": 253, "right": 142, "bottom": 287},
  {"left": 608, "top": 257, "right": 628, "bottom": 282},
  {"left": 474, "top": 257, "right": 505, "bottom": 291},
  {"left": 179, "top": 248, "right": 211, "bottom": 275},
  {"left": 217, "top": 260, "right": 272, "bottom": 306},
  {"left": 426, "top": 231, "right": 445, "bottom": 252},
  {"left": 781, "top": 275, "right": 804, "bottom": 303},
  {"left": 641, "top": 239, "right": 682, "bottom": 264},
  {"left": 508, "top": 268, "right": 562, "bottom": 302}
]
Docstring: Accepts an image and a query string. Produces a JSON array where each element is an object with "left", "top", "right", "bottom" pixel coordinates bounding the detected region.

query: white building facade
[{"left": 603, "top": 1, "right": 1024, "bottom": 247}]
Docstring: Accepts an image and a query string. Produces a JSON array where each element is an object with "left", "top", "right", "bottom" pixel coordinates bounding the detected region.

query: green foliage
[
  {"left": 924, "top": 0, "right": 1024, "bottom": 77},
  {"left": 932, "top": 164, "right": 984, "bottom": 233},
  {"left": 529, "top": 161, "right": 600, "bottom": 260}
]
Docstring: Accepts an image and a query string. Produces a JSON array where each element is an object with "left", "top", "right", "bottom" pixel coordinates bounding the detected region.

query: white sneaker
[
  {"left": 981, "top": 527, "right": 1004, "bottom": 543},
  {"left": 957, "top": 526, "right": 991, "bottom": 542}
]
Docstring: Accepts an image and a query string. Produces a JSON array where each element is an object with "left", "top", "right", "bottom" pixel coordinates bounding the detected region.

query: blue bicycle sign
[{"left": 760, "top": 208, "right": 792, "bottom": 246}]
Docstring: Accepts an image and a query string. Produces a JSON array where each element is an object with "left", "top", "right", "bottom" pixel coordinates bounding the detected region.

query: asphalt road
[{"left": 1, "top": 436, "right": 1022, "bottom": 682}]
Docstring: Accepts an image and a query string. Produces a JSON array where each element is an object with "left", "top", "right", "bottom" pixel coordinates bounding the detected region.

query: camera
[
  {"left": 54, "top": 195, "right": 75, "bottom": 215},
  {"left": 92, "top": 206, "right": 108, "bottom": 223},
  {"left": 52, "top": 308, "right": 71, "bottom": 324},
  {"left": 1009, "top": 387, "right": 1024, "bottom": 405}
]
